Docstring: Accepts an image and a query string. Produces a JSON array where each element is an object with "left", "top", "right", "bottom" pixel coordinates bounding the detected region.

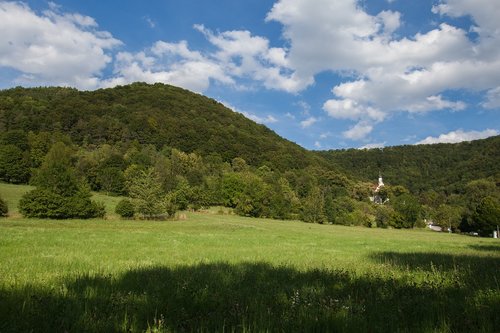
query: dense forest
[
  {"left": 0, "top": 83, "right": 320, "bottom": 171},
  {"left": 0, "top": 83, "right": 498, "bottom": 235},
  {"left": 317, "top": 136, "right": 500, "bottom": 195}
]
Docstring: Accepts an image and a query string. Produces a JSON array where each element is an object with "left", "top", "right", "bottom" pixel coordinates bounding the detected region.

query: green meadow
[{"left": 0, "top": 183, "right": 499, "bottom": 332}]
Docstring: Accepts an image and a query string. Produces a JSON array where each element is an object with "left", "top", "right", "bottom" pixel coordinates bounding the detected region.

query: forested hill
[
  {"left": 316, "top": 136, "right": 500, "bottom": 194},
  {"left": 0, "top": 83, "right": 318, "bottom": 170}
]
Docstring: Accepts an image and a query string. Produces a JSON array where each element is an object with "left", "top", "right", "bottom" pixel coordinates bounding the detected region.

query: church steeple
[
  {"left": 371, "top": 171, "right": 387, "bottom": 204},
  {"left": 378, "top": 171, "right": 384, "bottom": 188}
]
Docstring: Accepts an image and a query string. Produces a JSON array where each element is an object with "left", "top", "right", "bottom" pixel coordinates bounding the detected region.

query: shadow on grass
[
  {"left": 468, "top": 244, "right": 500, "bottom": 252},
  {"left": 0, "top": 261, "right": 498, "bottom": 332}
]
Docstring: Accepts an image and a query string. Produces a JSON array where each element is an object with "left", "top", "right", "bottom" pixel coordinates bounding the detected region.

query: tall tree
[{"left": 19, "top": 142, "right": 104, "bottom": 219}]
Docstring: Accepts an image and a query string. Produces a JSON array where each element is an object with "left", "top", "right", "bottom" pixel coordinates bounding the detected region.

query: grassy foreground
[{"left": 0, "top": 185, "right": 499, "bottom": 332}]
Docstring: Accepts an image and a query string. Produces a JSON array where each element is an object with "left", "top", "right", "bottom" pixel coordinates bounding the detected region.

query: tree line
[
  {"left": 0, "top": 83, "right": 498, "bottom": 235},
  {"left": 1, "top": 128, "right": 498, "bottom": 235}
]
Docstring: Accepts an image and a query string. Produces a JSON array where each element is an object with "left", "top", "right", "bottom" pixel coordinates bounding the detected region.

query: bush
[
  {"left": 19, "top": 189, "right": 105, "bottom": 219},
  {"left": 115, "top": 199, "right": 135, "bottom": 218},
  {"left": 0, "top": 195, "right": 8, "bottom": 217}
]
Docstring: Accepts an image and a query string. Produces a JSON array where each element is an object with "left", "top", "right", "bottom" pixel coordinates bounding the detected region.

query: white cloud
[
  {"left": 319, "top": 132, "right": 332, "bottom": 139},
  {"left": 0, "top": 2, "right": 121, "bottom": 89},
  {"left": 144, "top": 16, "right": 156, "bottom": 28},
  {"left": 483, "top": 86, "right": 500, "bottom": 109},
  {"left": 219, "top": 101, "right": 277, "bottom": 125},
  {"left": 151, "top": 41, "right": 203, "bottom": 61},
  {"left": 242, "top": 113, "right": 278, "bottom": 124},
  {"left": 406, "top": 95, "right": 466, "bottom": 113},
  {"left": 101, "top": 38, "right": 236, "bottom": 92},
  {"left": 343, "top": 122, "right": 373, "bottom": 140},
  {"left": 314, "top": 141, "right": 322, "bottom": 148},
  {"left": 300, "top": 116, "right": 317, "bottom": 128},
  {"left": 103, "top": 24, "right": 304, "bottom": 93},
  {"left": 193, "top": 24, "right": 304, "bottom": 92},
  {"left": 416, "top": 129, "right": 498, "bottom": 145},
  {"left": 359, "top": 142, "right": 386, "bottom": 149},
  {"left": 323, "top": 96, "right": 385, "bottom": 121},
  {"left": 267, "top": 0, "right": 500, "bottom": 138},
  {"left": 432, "top": 0, "right": 500, "bottom": 38},
  {"left": 0, "top": 2, "right": 302, "bottom": 93},
  {"left": 296, "top": 101, "right": 311, "bottom": 115},
  {"left": 376, "top": 10, "right": 401, "bottom": 35}
]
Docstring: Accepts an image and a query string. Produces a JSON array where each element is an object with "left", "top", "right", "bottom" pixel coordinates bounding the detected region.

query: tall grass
[{"left": 0, "top": 183, "right": 499, "bottom": 332}]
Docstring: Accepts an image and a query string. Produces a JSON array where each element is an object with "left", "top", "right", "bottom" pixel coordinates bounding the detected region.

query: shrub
[
  {"left": 0, "top": 195, "right": 8, "bottom": 217},
  {"left": 19, "top": 189, "right": 105, "bottom": 219},
  {"left": 115, "top": 199, "right": 135, "bottom": 218}
]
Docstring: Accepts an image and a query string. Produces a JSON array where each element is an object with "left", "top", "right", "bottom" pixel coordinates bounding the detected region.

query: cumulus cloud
[
  {"left": 102, "top": 41, "right": 234, "bottom": 92},
  {"left": 103, "top": 24, "right": 304, "bottom": 93},
  {"left": 267, "top": 0, "right": 500, "bottom": 140},
  {"left": 0, "top": 1, "right": 121, "bottom": 89},
  {"left": 342, "top": 122, "right": 373, "bottom": 140},
  {"left": 300, "top": 116, "right": 318, "bottom": 128},
  {"left": 323, "top": 96, "right": 385, "bottom": 121},
  {"left": 483, "top": 86, "right": 500, "bottom": 109},
  {"left": 242, "top": 113, "right": 278, "bottom": 124},
  {"left": 416, "top": 129, "right": 499, "bottom": 145},
  {"left": 358, "top": 142, "right": 386, "bottom": 149},
  {"left": 193, "top": 24, "right": 304, "bottom": 92},
  {"left": 0, "top": 2, "right": 304, "bottom": 93}
]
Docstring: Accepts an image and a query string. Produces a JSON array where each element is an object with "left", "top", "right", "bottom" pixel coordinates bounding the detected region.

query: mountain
[
  {"left": 316, "top": 136, "right": 500, "bottom": 194},
  {"left": 1, "top": 82, "right": 498, "bottom": 195},
  {"left": 0, "top": 83, "right": 319, "bottom": 170}
]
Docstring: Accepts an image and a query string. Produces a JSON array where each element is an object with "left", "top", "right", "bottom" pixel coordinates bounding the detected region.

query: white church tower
[
  {"left": 370, "top": 171, "right": 387, "bottom": 204},
  {"left": 375, "top": 171, "right": 384, "bottom": 193}
]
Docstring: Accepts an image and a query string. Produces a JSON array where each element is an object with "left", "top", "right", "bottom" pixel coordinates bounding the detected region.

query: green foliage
[
  {"left": 0, "top": 83, "right": 318, "bottom": 171},
  {"left": 19, "top": 188, "right": 105, "bottom": 219},
  {"left": 375, "top": 204, "right": 396, "bottom": 228},
  {"left": 115, "top": 199, "right": 135, "bottom": 218},
  {"left": 318, "top": 136, "right": 500, "bottom": 195},
  {"left": 128, "top": 168, "right": 174, "bottom": 219},
  {"left": 170, "top": 177, "right": 191, "bottom": 211},
  {"left": 220, "top": 173, "right": 246, "bottom": 208},
  {"left": 96, "top": 167, "right": 125, "bottom": 195},
  {"left": 433, "top": 204, "right": 462, "bottom": 231},
  {"left": 0, "top": 130, "right": 29, "bottom": 150},
  {"left": 266, "top": 177, "right": 300, "bottom": 220},
  {"left": 301, "top": 187, "right": 326, "bottom": 224},
  {"left": 234, "top": 172, "right": 269, "bottom": 217},
  {"left": 27, "top": 131, "right": 71, "bottom": 168},
  {"left": 31, "top": 142, "right": 80, "bottom": 196},
  {"left": 19, "top": 142, "right": 104, "bottom": 219},
  {"left": 0, "top": 215, "right": 498, "bottom": 332},
  {"left": 1, "top": 83, "right": 498, "bottom": 229},
  {"left": 460, "top": 179, "right": 500, "bottom": 234},
  {"left": 472, "top": 197, "right": 500, "bottom": 236},
  {"left": 231, "top": 157, "right": 248, "bottom": 172},
  {"left": 0, "top": 195, "right": 8, "bottom": 217},
  {"left": 392, "top": 194, "right": 422, "bottom": 228},
  {"left": 324, "top": 196, "right": 355, "bottom": 225},
  {"left": 0, "top": 145, "right": 30, "bottom": 184}
]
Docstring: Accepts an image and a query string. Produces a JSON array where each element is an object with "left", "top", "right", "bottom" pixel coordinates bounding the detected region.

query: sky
[{"left": 1, "top": 0, "right": 499, "bottom": 150}]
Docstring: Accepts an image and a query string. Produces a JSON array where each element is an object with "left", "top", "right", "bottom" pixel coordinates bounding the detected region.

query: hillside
[
  {"left": 317, "top": 136, "right": 500, "bottom": 194},
  {"left": 0, "top": 83, "right": 318, "bottom": 170},
  {"left": 1, "top": 83, "right": 498, "bottom": 232}
]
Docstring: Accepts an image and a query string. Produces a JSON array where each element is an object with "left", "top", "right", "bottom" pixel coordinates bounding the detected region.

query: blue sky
[{"left": 1, "top": 0, "right": 499, "bottom": 149}]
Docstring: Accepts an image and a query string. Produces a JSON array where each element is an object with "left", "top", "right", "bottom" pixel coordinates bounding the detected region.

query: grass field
[{"left": 0, "top": 183, "right": 499, "bottom": 332}]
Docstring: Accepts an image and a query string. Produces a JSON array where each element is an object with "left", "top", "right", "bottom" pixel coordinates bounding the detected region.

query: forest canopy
[{"left": 0, "top": 83, "right": 498, "bottom": 234}]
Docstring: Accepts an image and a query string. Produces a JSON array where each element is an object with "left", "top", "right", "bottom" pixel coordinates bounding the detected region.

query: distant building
[{"left": 370, "top": 172, "right": 388, "bottom": 204}]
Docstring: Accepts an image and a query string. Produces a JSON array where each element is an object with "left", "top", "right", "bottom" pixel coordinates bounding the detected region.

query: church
[{"left": 370, "top": 172, "right": 388, "bottom": 204}]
